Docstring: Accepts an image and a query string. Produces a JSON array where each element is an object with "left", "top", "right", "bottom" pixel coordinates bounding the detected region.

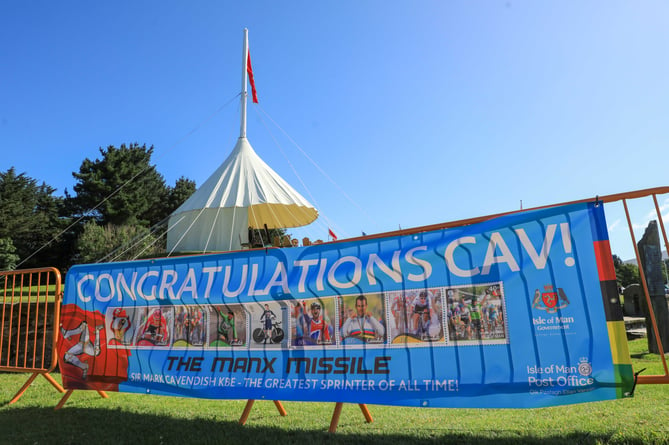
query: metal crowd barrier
[{"left": 0, "top": 267, "right": 65, "bottom": 403}]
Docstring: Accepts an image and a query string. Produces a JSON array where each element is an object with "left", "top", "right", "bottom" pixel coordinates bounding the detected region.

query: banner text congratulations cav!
[{"left": 76, "top": 223, "right": 573, "bottom": 304}]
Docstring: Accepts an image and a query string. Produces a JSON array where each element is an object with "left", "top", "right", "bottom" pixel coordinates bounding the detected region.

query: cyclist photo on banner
[
  {"left": 187, "top": 306, "right": 206, "bottom": 346},
  {"left": 390, "top": 288, "right": 444, "bottom": 344},
  {"left": 445, "top": 283, "right": 508, "bottom": 344},
  {"left": 106, "top": 307, "right": 137, "bottom": 346},
  {"left": 250, "top": 302, "right": 285, "bottom": 347},
  {"left": 340, "top": 293, "right": 386, "bottom": 345},
  {"left": 172, "top": 306, "right": 208, "bottom": 347},
  {"left": 173, "top": 306, "right": 190, "bottom": 344},
  {"left": 209, "top": 304, "right": 246, "bottom": 347},
  {"left": 291, "top": 298, "right": 334, "bottom": 346},
  {"left": 134, "top": 307, "right": 172, "bottom": 347}
]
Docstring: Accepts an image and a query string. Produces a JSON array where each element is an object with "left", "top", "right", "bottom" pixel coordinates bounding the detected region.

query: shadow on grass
[{"left": 0, "top": 406, "right": 640, "bottom": 445}]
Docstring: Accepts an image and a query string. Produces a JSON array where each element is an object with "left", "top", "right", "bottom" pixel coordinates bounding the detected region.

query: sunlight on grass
[{"left": 0, "top": 283, "right": 60, "bottom": 304}]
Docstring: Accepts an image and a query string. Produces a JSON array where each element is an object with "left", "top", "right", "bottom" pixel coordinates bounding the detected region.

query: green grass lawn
[
  {"left": 0, "top": 283, "right": 60, "bottom": 304},
  {"left": 1, "top": 340, "right": 668, "bottom": 445}
]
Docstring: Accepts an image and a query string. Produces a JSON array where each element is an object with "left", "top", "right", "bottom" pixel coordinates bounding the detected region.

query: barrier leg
[
  {"left": 41, "top": 372, "right": 65, "bottom": 393},
  {"left": 328, "top": 402, "right": 344, "bottom": 433},
  {"left": 55, "top": 389, "right": 74, "bottom": 410},
  {"left": 8, "top": 372, "right": 39, "bottom": 405},
  {"left": 358, "top": 403, "right": 373, "bottom": 423},
  {"left": 239, "top": 399, "right": 255, "bottom": 425},
  {"left": 239, "top": 399, "right": 287, "bottom": 424},
  {"left": 53, "top": 389, "right": 108, "bottom": 410},
  {"left": 8, "top": 372, "right": 65, "bottom": 404},
  {"left": 329, "top": 403, "right": 373, "bottom": 432},
  {"left": 273, "top": 400, "right": 287, "bottom": 416}
]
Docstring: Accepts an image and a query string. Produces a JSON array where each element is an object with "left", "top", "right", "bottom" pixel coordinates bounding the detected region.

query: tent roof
[{"left": 170, "top": 137, "right": 318, "bottom": 229}]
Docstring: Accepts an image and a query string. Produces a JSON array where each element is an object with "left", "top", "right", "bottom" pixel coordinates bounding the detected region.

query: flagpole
[{"left": 240, "top": 28, "right": 249, "bottom": 139}]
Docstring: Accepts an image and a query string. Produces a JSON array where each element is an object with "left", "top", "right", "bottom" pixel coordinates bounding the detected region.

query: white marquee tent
[
  {"left": 166, "top": 29, "right": 318, "bottom": 253},
  {"left": 166, "top": 136, "right": 318, "bottom": 252}
]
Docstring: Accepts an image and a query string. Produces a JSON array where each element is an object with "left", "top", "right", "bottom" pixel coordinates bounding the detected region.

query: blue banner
[{"left": 57, "top": 202, "right": 633, "bottom": 407}]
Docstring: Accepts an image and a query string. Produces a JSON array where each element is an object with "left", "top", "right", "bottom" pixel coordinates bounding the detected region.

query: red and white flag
[
  {"left": 328, "top": 228, "right": 337, "bottom": 241},
  {"left": 246, "top": 51, "right": 259, "bottom": 103}
]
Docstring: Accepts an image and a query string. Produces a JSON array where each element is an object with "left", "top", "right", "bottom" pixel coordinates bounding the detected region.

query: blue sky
[{"left": 2, "top": 1, "right": 668, "bottom": 260}]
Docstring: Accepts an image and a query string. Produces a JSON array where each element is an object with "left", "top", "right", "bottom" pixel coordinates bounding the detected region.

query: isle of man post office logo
[
  {"left": 578, "top": 357, "right": 592, "bottom": 377},
  {"left": 532, "top": 285, "right": 570, "bottom": 313}
]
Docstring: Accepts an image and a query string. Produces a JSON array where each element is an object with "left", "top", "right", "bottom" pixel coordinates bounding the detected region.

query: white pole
[{"left": 240, "top": 28, "right": 249, "bottom": 139}]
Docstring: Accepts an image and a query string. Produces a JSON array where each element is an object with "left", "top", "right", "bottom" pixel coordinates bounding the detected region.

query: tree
[
  {"left": 612, "top": 254, "right": 639, "bottom": 289},
  {"left": 161, "top": 176, "right": 197, "bottom": 221},
  {"left": 63, "top": 143, "right": 198, "bottom": 266},
  {"left": 0, "top": 238, "right": 19, "bottom": 270},
  {"left": 75, "top": 220, "right": 164, "bottom": 264},
  {"left": 0, "top": 168, "right": 65, "bottom": 269},
  {"left": 67, "top": 143, "right": 168, "bottom": 227}
]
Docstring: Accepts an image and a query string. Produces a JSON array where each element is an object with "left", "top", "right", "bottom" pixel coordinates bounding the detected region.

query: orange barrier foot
[
  {"left": 8, "top": 372, "right": 39, "bottom": 405},
  {"left": 328, "top": 402, "right": 344, "bottom": 433},
  {"left": 239, "top": 399, "right": 255, "bottom": 425},
  {"left": 273, "top": 400, "right": 287, "bottom": 416},
  {"left": 42, "top": 373, "right": 65, "bottom": 393},
  {"left": 359, "top": 403, "right": 373, "bottom": 423},
  {"left": 329, "top": 403, "right": 373, "bottom": 433},
  {"left": 239, "top": 399, "right": 288, "bottom": 424},
  {"left": 55, "top": 389, "right": 74, "bottom": 410},
  {"left": 54, "top": 389, "right": 109, "bottom": 410},
  {"left": 8, "top": 372, "right": 65, "bottom": 405}
]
